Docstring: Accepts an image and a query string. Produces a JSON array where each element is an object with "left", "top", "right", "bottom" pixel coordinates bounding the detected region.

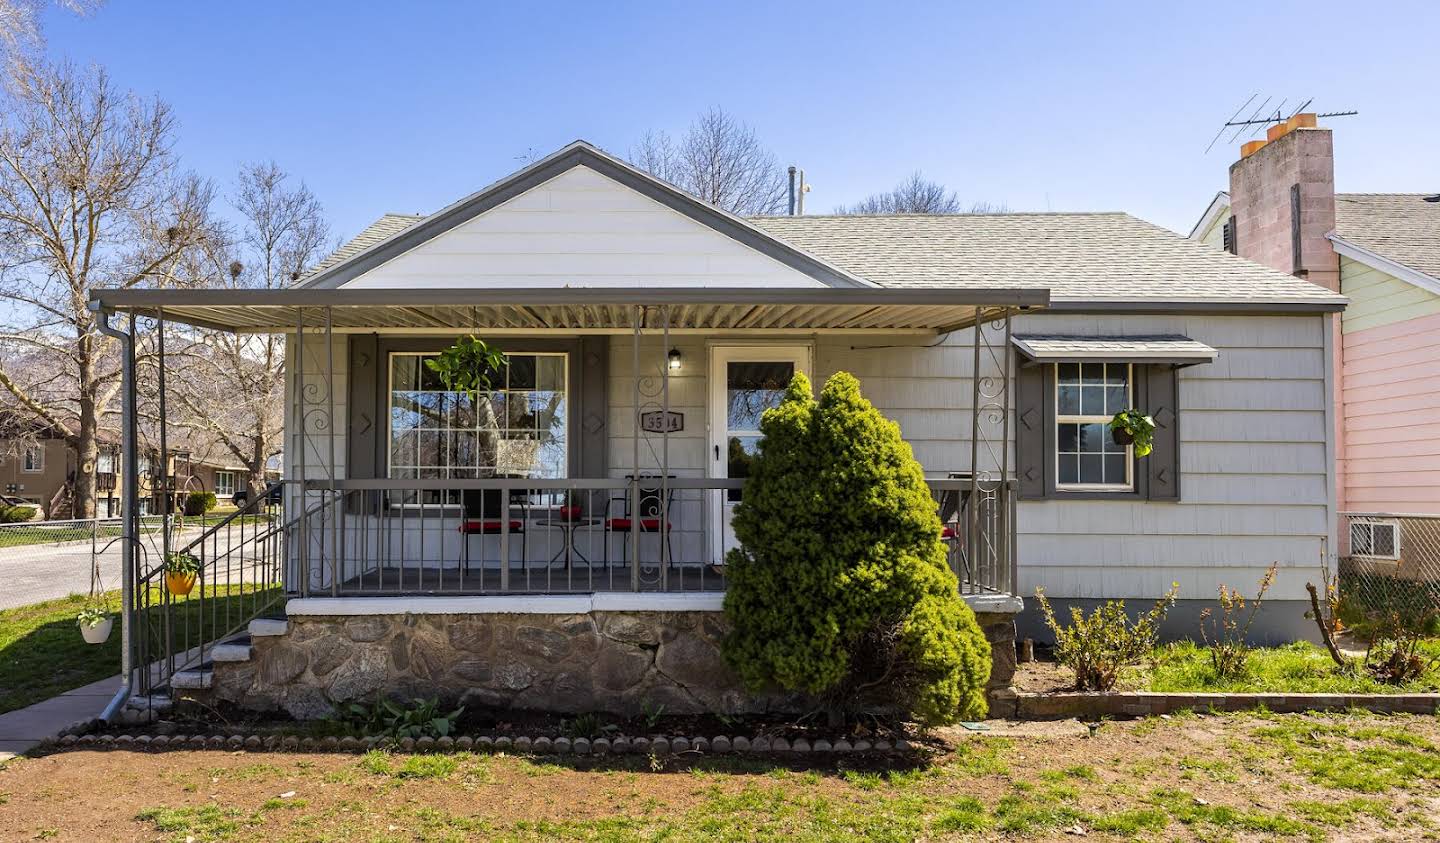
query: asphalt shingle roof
[
  {"left": 1334, "top": 193, "right": 1440, "bottom": 281},
  {"left": 306, "top": 213, "right": 422, "bottom": 278},
  {"left": 751, "top": 213, "right": 1343, "bottom": 304},
  {"left": 308, "top": 207, "right": 1345, "bottom": 307}
]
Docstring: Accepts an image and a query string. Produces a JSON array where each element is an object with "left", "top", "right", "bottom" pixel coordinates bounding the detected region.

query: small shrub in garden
[
  {"left": 722, "top": 371, "right": 991, "bottom": 726},
  {"left": 1199, "top": 563, "right": 1276, "bottom": 679},
  {"left": 184, "top": 491, "right": 217, "bottom": 516},
  {"left": 340, "top": 697, "right": 463, "bottom": 739},
  {"left": 1035, "top": 585, "right": 1178, "bottom": 691},
  {"left": 0, "top": 504, "right": 35, "bottom": 522}
]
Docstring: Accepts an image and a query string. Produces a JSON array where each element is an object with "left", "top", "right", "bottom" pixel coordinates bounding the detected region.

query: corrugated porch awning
[
  {"left": 1011, "top": 334, "right": 1218, "bottom": 366},
  {"left": 89, "top": 286, "right": 1049, "bottom": 333}
]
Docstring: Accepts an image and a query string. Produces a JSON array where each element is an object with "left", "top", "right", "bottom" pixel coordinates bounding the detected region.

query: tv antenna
[{"left": 1204, "top": 95, "right": 1357, "bottom": 153}]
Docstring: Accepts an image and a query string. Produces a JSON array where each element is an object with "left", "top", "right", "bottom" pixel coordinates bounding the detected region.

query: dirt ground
[{"left": 1, "top": 711, "right": 1437, "bottom": 842}]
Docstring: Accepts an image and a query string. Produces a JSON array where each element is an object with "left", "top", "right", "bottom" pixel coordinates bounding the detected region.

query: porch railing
[
  {"left": 131, "top": 484, "right": 287, "bottom": 695},
  {"left": 288, "top": 476, "right": 1018, "bottom": 598}
]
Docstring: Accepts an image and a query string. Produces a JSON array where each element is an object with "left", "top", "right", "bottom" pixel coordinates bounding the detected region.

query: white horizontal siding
[
  {"left": 1012, "top": 314, "right": 1330, "bottom": 601},
  {"left": 342, "top": 166, "right": 825, "bottom": 289}
]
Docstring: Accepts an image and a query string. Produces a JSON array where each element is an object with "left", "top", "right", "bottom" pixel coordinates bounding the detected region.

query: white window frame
[
  {"left": 1054, "top": 362, "right": 1134, "bottom": 492},
  {"left": 386, "top": 350, "right": 570, "bottom": 506},
  {"left": 21, "top": 444, "right": 43, "bottom": 473},
  {"left": 214, "top": 471, "right": 236, "bottom": 498},
  {"left": 1350, "top": 519, "right": 1400, "bottom": 561}
]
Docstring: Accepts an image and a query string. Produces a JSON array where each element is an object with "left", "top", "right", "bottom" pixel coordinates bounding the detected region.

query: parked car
[{"left": 231, "top": 485, "right": 283, "bottom": 508}]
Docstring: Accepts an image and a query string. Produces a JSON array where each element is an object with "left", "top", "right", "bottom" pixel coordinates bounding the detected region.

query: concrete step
[
  {"left": 211, "top": 635, "right": 253, "bottom": 663},
  {"left": 249, "top": 618, "right": 288, "bottom": 638},
  {"left": 170, "top": 669, "right": 212, "bottom": 690}
]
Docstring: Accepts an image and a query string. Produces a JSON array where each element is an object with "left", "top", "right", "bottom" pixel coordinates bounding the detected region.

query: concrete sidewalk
[{"left": 0, "top": 675, "right": 119, "bottom": 760}]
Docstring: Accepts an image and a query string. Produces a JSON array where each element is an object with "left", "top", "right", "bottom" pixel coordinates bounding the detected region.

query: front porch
[{"left": 90, "top": 285, "right": 1041, "bottom": 707}]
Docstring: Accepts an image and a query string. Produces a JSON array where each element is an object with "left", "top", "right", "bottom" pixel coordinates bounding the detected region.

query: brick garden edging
[
  {"left": 39, "top": 723, "right": 915, "bottom": 757},
  {"left": 1011, "top": 691, "right": 1440, "bottom": 720}
]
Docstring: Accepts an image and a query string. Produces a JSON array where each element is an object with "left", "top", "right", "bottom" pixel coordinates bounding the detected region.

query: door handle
[{"left": 714, "top": 445, "right": 720, "bottom": 460}]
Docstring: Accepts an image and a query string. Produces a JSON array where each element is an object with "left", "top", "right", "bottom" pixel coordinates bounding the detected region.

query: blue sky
[{"left": 44, "top": 1, "right": 1440, "bottom": 241}]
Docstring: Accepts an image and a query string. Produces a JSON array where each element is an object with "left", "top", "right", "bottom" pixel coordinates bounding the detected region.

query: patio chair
[
  {"left": 458, "top": 487, "right": 527, "bottom": 573},
  {"left": 602, "top": 475, "right": 675, "bottom": 571},
  {"left": 936, "top": 472, "right": 973, "bottom": 584}
]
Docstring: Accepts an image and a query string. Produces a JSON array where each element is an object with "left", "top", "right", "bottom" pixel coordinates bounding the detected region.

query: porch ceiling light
[{"left": 667, "top": 347, "right": 682, "bottom": 371}]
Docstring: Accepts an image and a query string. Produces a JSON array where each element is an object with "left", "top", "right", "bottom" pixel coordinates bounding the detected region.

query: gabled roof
[
  {"left": 751, "top": 212, "right": 1344, "bottom": 308},
  {"left": 1186, "top": 190, "right": 1440, "bottom": 295},
  {"left": 1331, "top": 194, "right": 1440, "bottom": 293},
  {"left": 1188, "top": 191, "right": 1231, "bottom": 241},
  {"left": 296, "top": 140, "right": 871, "bottom": 290}
]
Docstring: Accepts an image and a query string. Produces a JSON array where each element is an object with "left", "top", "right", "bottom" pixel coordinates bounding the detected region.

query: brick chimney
[{"left": 1227, "top": 115, "right": 1340, "bottom": 292}]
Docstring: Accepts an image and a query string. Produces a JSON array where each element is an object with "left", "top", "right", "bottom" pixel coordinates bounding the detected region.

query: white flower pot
[{"left": 80, "top": 616, "right": 113, "bottom": 645}]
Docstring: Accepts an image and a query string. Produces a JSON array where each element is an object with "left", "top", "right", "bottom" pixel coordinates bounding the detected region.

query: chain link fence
[
  {"left": 0, "top": 516, "right": 165, "bottom": 610},
  {"left": 1337, "top": 512, "right": 1440, "bottom": 621}
]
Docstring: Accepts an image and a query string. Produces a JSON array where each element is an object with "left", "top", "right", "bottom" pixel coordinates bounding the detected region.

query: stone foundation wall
[{"left": 214, "top": 610, "right": 1018, "bottom": 721}]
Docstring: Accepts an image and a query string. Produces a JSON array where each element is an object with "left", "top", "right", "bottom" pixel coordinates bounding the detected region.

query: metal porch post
[
  {"left": 631, "top": 305, "right": 642, "bottom": 592},
  {"left": 660, "top": 304, "right": 670, "bottom": 591},
  {"left": 95, "top": 308, "right": 138, "bottom": 719}
]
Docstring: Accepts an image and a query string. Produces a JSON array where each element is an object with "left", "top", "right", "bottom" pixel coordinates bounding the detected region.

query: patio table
[{"left": 534, "top": 516, "right": 601, "bottom": 569}]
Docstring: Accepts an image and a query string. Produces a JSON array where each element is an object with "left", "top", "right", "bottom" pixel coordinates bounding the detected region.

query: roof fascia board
[
  {"left": 1044, "top": 299, "right": 1346, "bottom": 315},
  {"left": 92, "top": 286, "right": 1050, "bottom": 309},
  {"left": 1187, "top": 191, "right": 1231, "bottom": 241},
  {"left": 1328, "top": 234, "right": 1440, "bottom": 297},
  {"left": 297, "top": 142, "right": 872, "bottom": 290}
]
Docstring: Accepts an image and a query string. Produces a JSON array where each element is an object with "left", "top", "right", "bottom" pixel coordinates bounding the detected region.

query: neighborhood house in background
[
  {"left": 91, "top": 139, "right": 1347, "bottom": 719},
  {"left": 1190, "top": 114, "right": 1440, "bottom": 604}
]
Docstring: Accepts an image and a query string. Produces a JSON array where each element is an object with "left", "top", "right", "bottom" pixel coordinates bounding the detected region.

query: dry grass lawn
[{"left": 1, "top": 711, "right": 1438, "bottom": 841}]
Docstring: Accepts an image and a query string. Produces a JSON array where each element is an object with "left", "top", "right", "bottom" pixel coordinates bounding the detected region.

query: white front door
[{"left": 708, "top": 345, "right": 811, "bottom": 561}]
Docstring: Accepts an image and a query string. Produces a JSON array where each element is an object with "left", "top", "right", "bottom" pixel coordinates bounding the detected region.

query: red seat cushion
[
  {"left": 941, "top": 526, "right": 957, "bottom": 539},
  {"left": 606, "top": 517, "right": 668, "bottom": 531},
  {"left": 459, "top": 519, "right": 524, "bottom": 534}
]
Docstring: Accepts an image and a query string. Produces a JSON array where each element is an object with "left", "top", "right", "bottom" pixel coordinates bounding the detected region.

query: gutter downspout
[{"left": 93, "top": 303, "right": 136, "bottom": 722}]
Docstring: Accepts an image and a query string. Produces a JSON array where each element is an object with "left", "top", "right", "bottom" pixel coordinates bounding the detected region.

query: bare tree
[
  {"left": 167, "top": 162, "right": 330, "bottom": 499},
  {"left": 836, "top": 171, "right": 1005, "bottom": 215},
  {"left": 0, "top": 61, "right": 213, "bottom": 517},
  {"left": 1, "top": 1, "right": 100, "bottom": 65},
  {"left": 630, "top": 108, "right": 787, "bottom": 215}
]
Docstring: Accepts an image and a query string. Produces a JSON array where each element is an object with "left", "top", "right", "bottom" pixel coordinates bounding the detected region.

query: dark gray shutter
[
  {"left": 346, "top": 334, "right": 380, "bottom": 480},
  {"left": 577, "top": 336, "right": 608, "bottom": 478},
  {"left": 1016, "top": 363, "right": 1048, "bottom": 499},
  {"left": 1144, "top": 365, "right": 1180, "bottom": 501}
]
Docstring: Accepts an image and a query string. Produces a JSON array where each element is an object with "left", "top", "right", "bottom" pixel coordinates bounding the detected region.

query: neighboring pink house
[{"left": 1191, "top": 117, "right": 1440, "bottom": 569}]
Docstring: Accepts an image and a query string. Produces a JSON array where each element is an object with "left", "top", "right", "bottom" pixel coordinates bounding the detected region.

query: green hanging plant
[
  {"left": 1108, "top": 409, "right": 1156, "bottom": 458},
  {"left": 424, "top": 335, "right": 507, "bottom": 401}
]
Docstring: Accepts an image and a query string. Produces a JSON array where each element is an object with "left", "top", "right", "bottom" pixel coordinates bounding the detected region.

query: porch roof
[{"left": 89, "top": 286, "right": 1049, "bottom": 334}]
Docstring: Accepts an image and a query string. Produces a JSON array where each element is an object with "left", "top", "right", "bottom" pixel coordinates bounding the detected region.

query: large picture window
[
  {"left": 1055, "top": 363, "right": 1132, "bottom": 490},
  {"left": 214, "top": 471, "right": 236, "bottom": 498},
  {"left": 388, "top": 351, "right": 568, "bottom": 503}
]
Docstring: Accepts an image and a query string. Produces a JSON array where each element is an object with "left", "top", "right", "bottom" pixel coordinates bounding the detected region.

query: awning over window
[{"left": 1011, "top": 335, "right": 1218, "bottom": 366}]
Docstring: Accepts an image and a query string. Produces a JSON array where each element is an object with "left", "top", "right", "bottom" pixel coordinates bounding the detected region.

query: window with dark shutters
[{"left": 1015, "top": 361, "right": 1181, "bottom": 501}]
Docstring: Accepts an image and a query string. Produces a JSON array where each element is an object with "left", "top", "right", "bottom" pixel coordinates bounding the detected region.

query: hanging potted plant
[
  {"left": 1109, "top": 409, "right": 1156, "bottom": 457},
  {"left": 164, "top": 550, "right": 201, "bottom": 596},
  {"left": 424, "top": 335, "right": 506, "bottom": 401},
  {"left": 76, "top": 605, "right": 113, "bottom": 645}
]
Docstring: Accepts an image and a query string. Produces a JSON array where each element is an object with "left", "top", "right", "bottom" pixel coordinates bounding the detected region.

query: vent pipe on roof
[{"left": 788, "top": 166, "right": 797, "bottom": 215}]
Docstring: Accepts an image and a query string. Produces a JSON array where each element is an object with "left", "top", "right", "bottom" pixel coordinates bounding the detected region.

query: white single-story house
[{"left": 91, "top": 140, "right": 1346, "bottom": 719}]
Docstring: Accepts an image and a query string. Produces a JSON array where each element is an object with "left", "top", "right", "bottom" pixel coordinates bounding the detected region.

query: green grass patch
[
  {"left": 1251, "top": 719, "right": 1440, "bottom": 793},
  {"left": 0, "top": 585, "right": 282, "bottom": 714},
  {"left": 1147, "top": 639, "right": 1440, "bottom": 693},
  {"left": 135, "top": 805, "right": 251, "bottom": 840},
  {"left": 1149, "top": 787, "right": 1316, "bottom": 837}
]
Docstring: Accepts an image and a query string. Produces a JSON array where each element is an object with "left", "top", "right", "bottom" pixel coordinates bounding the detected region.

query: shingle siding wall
[
  {"left": 1339, "top": 257, "right": 1440, "bottom": 514},
  {"left": 1012, "top": 314, "right": 1330, "bottom": 601}
]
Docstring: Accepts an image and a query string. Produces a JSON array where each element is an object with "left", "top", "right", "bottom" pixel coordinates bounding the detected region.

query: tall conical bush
[{"left": 722, "top": 371, "right": 991, "bottom": 725}]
